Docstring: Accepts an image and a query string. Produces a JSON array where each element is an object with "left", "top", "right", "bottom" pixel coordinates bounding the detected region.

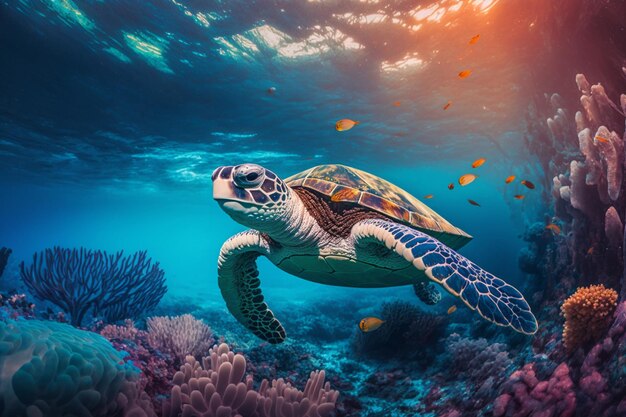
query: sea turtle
[{"left": 212, "top": 163, "right": 538, "bottom": 344}]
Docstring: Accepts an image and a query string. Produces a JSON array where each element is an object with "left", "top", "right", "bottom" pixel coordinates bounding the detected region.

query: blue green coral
[{"left": 0, "top": 319, "right": 155, "bottom": 417}]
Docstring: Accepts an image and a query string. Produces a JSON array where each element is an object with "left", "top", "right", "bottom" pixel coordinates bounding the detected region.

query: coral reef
[
  {"left": 353, "top": 300, "right": 447, "bottom": 360},
  {"left": 20, "top": 247, "right": 167, "bottom": 325},
  {"left": 162, "top": 343, "right": 339, "bottom": 417},
  {"left": 493, "top": 363, "right": 576, "bottom": 417},
  {"left": 0, "top": 319, "right": 155, "bottom": 416},
  {"left": 445, "top": 334, "right": 513, "bottom": 386},
  {"left": 0, "top": 247, "right": 10, "bottom": 278},
  {"left": 147, "top": 314, "right": 214, "bottom": 362},
  {"left": 101, "top": 319, "right": 177, "bottom": 412},
  {"left": 561, "top": 284, "right": 618, "bottom": 352}
]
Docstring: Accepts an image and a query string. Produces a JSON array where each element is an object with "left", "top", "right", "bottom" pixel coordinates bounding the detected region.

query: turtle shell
[{"left": 286, "top": 164, "right": 472, "bottom": 250}]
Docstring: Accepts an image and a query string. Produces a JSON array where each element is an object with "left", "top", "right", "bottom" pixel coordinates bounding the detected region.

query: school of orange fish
[{"left": 266, "top": 34, "right": 558, "bottom": 332}]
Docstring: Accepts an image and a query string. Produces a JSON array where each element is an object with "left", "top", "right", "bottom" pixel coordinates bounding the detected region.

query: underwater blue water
[{"left": 0, "top": 0, "right": 542, "bottom": 307}]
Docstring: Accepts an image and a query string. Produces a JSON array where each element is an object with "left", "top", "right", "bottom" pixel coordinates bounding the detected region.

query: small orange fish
[
  {"left": 393, "top": 101, "right": 401, "bottom": 107},
  {"left": 459, "top": 174, "right": 477, "bottom": 186},
  {"left": 331, "top": 189, "right": 357, "bottom": 202},
  {"left": 472, "top": 158, "right": 486, "bottom": 168},
  {"left": 595, "top": 136, "right": 609, "bottom": 144},
  {"left": 521, "top": 180, "right": 535, "bottom": 190},
  {"left": 468, "top": 199, "right": 480, "bottom": 207},
  {"left": 545, "top": 223, "right": 561, "bottom": 235},
  {"left": 443, "top": 101, "right": 452, "bottom": 110},
  {"left": 587, "top": 247, "right": 594, "bottom": 255},
  {"left": 469, "top": 34, "right": 480, "bottom": 45},
  {"left": 447, "top": 305, "right": 457, "bottom": 314},
  {"left": 448, "top": 183, "right": 454, "bottom": 190},
  {"left": 424, "top": 194, "right": 434, "bottom": 199},
  {"left": 336, "top": 119, "right": 359, "bottom": 132},
  {"left": 458, "top": 70, "right": 472, "bottom": 79},
  {"left": 505, "top": 175, "right": 516, "bottom": 184},
  {"left": 514, "top": 194, "right": 525, "bottom": 200},
  {"left": 359, "top": 317, "right": 385, "bottom": 332}
]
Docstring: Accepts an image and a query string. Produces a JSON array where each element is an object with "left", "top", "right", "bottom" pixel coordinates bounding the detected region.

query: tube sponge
[
  {"left": 163, "top": 343, "right": 339, "bottom": 417},
  {"left": 0, "top": 319, "right": 155, "bottom": 416},
  {"left": 561, "top": 284, "right": 618, "bottom": 352}
]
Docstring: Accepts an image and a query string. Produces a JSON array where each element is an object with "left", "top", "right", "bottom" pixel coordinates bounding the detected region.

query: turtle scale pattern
[{"left": 286, "top": 164, "right": 472, "bottom": 250}]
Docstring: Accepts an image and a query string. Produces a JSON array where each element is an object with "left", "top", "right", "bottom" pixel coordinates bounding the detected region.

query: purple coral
[
  {"left": 20, "top": 247, "right": 167, "bottom": 326},
  {"left": 147, "top": 314, "right": 214, "bottom": 362},
  {"left": 162, "top": 343, "right": 339, "bottom": 417},
  {"left": 445, "top": 334, "right": 513, "bottom": 385}
]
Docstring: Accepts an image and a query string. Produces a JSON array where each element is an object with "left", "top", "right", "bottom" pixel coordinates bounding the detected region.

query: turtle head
[{"left": 212, "top": 164, "right": 292, "bottom": 231}]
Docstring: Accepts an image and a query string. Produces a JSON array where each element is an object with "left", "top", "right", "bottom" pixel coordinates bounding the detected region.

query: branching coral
[
  {"left": 0, "top": 319, "right": 155, "bottom": 416},
  {"left": 561, "top": 284, "right": 618, "bottom": 352},
  {"left": 20, "top": 247, "right": 167, "bottom": 325},
  {"left": 147, "top": 314, "right": 213, "bottom": 362},
  {"left": 0, "top": 247, "right": 10, "bottom": 279},
  {"left": 162, "top": 343, "right": 339, "bottom": 417}
]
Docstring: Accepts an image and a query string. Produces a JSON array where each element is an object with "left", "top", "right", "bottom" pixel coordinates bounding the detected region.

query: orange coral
[{"left": 561, "top": 284, "right": 618, "bottom": 352}]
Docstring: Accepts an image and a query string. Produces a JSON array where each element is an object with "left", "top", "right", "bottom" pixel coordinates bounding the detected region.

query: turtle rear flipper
[
  {"left": 413, "top": 282, "right": 442, "bottom": 305},
  {"left": 352, "top": 219, "right": 538, "bottom": 335},
  {"left": 218, "top": 230, "right": 286, "bottom": 344}
]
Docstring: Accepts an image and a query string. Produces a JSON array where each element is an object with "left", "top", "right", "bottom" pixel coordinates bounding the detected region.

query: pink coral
[
  {"left": 147, "top": 314, "right": 213, "bottom": 361},
  {"left": 162, "top": 343, "right": 339, "bottom": 417},
  {"left": 494, "top": 363, "right": 575, "bottom": 417}
]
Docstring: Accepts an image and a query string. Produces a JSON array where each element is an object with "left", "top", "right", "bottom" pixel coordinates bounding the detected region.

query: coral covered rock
[
  {"left": 0, "top": 319, "right": 155, "bottom": 416},
  {"left": 162, "top": 343, "right": 338, "bottom": 417},
  {"left": 561, "top": 284, "right": 618, "bottom": 352},
  {"left": 147, "top": 314, "right": 213, "bottom": 362}
]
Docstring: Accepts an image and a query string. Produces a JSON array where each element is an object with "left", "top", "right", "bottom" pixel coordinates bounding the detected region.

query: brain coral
[
  {"left": 561, "top": 284, "right": 618, "bottom": 352},
  {"left": 163, "top": 343, "right": 339, "bottom": 417},
  {"left": 0, "top": 319, "right": 155, "bottom": 417}
]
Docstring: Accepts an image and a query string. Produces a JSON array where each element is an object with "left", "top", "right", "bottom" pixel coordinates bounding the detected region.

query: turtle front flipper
[
  {"left": 352, "top": 219, "right": 538, "bottom": 335},
  {"left": 218, "top": 230, "right": 286, "bottom": 344}
]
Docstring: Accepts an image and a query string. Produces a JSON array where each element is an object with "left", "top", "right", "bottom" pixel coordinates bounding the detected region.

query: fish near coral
[
  {"left": 335, "top": 119, "right": 359, "bottom": 131},
  {"left": 458, "top": 70, "right": 472, "bottom": 79},
  {"left": 514, "top": 194, "right": 525, "bottom": 200},
  {"left": 545, "top": 223, "right": 561, "bottom": 235},
  {"left": 424, "top": 194, "right": 434, "bottom": 199},
  {"left": 521, "top": 180, "right": 535, "bottom": 189},
  {"left": 469, "top": 34, "right": 480, "bottom": 45},
  {"left": 447, "top": 305, "right": 457, "bottom": 314},
  {"left": 359, "top": 317, "right": 385, "bottom": 332},
  {"left": 443, "top": 101, "right": 452, "bottom": 110},
  {"left": 212, "top": 163, "right": 538, "bottom": 344},
  {"left": 505, "top": 175, "right": 515, "bottom": 184}
]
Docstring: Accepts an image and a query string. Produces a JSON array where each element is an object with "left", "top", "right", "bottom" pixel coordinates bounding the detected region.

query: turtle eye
[{"left": 234, "top": 164, "right": 265, "bottom": 188}]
